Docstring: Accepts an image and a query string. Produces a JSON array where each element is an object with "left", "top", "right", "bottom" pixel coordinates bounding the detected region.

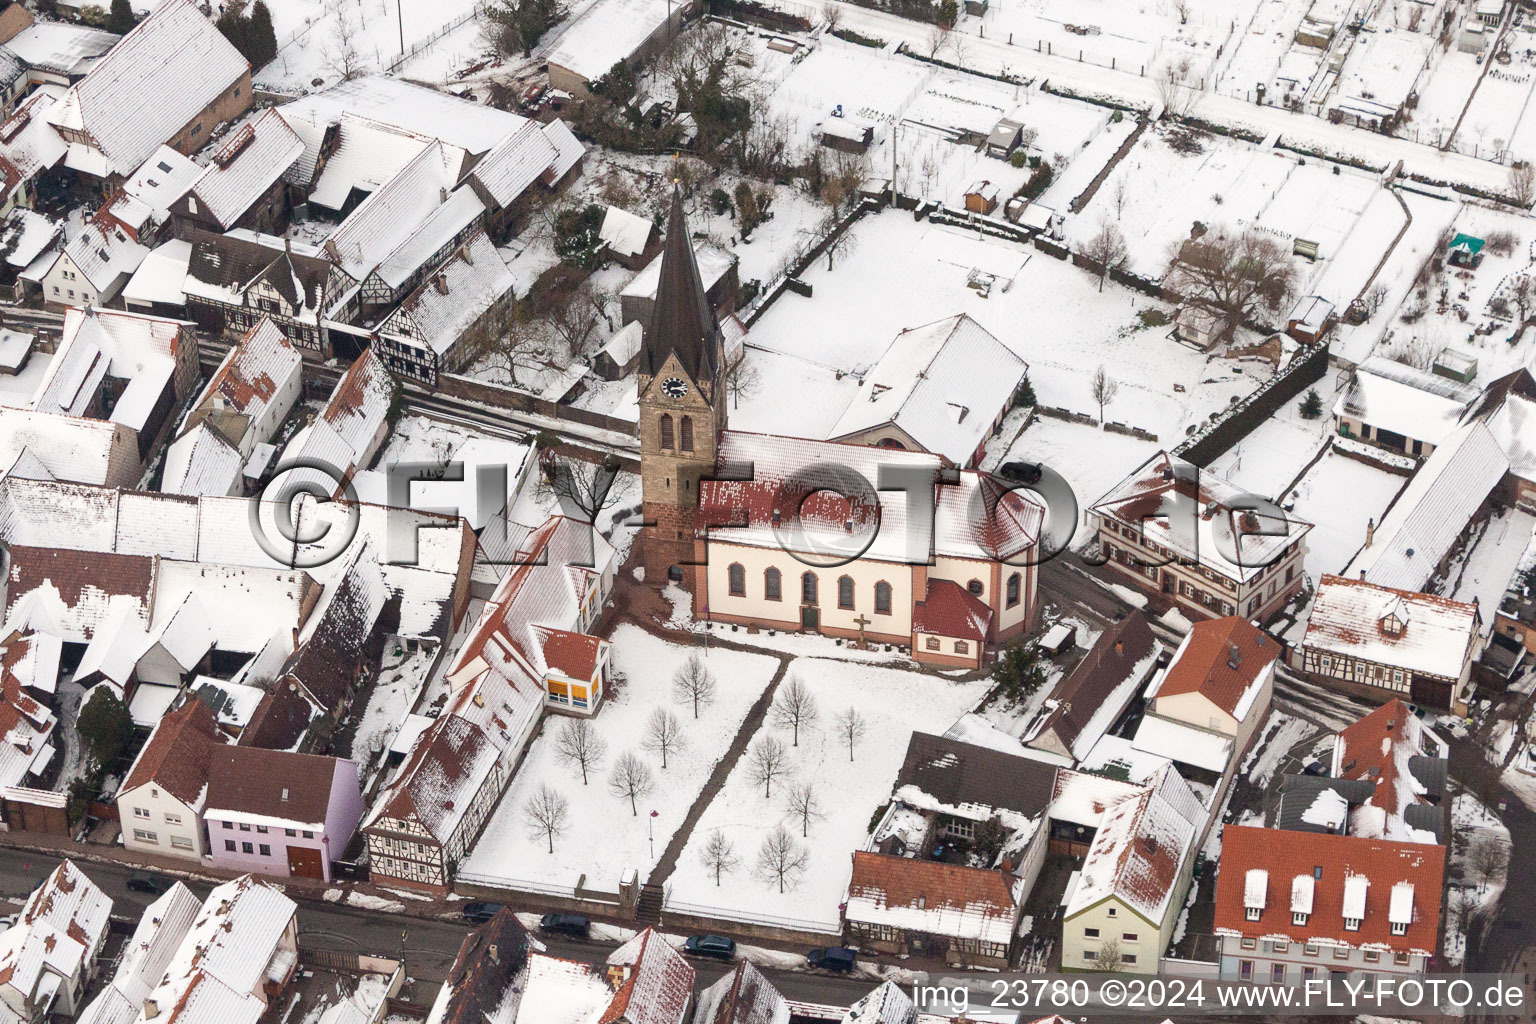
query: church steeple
[{"left": 641, "top": 187, "right": 722, "bottom": 382}]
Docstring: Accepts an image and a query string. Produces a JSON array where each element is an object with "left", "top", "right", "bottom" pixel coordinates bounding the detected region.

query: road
[{"left": 0, "top": 845, "right": 887, "bottom": 1006}]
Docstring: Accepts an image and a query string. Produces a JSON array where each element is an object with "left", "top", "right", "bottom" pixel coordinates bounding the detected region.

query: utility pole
[{"left": 398, "top": 0, "right": 405, "bottom": 58}]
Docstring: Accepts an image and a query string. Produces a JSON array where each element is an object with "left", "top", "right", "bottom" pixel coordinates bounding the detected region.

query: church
[{"left": 635, "top": 191, "right": 1044, "bottom": 668}]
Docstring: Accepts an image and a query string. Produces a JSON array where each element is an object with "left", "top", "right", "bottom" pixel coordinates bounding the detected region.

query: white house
[
  {"left": 116, "top": 701, "right": 220, "bottom": 860},
  {"left": 0, "top": 860, "right": 112, "bottom": 1022}
]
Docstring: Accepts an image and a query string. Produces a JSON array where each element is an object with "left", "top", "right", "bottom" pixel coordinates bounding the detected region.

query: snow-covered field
[
  {"left": 1447, "top": 508, "right": 1536, "bottom": 615},
  {"left": 1285, "top": 446, "right": 1408, "bottom": 580},
  {"left": 460, "top": 627, "right": 781, "bottom": 892},
  {"left": 664, "top": 658, "right": 988, "bottom": 931}
]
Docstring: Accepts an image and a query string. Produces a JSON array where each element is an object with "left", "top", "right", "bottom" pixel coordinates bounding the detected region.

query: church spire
[{"left": 641, "top": 186, "right": 721, "bottom": 382}]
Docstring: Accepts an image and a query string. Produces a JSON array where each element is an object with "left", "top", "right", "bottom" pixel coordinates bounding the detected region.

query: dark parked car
[
  {"left": 461, "top": 901, "right": 504, "bottom": 923},
  {"left": 539, "top": 913, "right": 590, "bottom": 938},
  {"left": 807, "top": 946, "right": 857, "bottom": 972},
  {"left": 683, "top": 934, "right": 736, "bottom": 960},
  {"left": 126, "top": 873, "right": 174, "bottom": 895},
  {"left": 999, "top": 461, "right": 1044, "bottom": 484}
]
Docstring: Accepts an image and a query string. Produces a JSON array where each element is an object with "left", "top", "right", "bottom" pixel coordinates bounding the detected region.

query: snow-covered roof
[
  {"left": 1287, "top": 295, "right": 1333, "bottom": 332},
  {"left": 1351, "top": 417, "right": 1505, "bottom": 592},
  {"left": 122, "top": 238, "right": 192, "bottom": 307},
  {"left": 278, "top": 77, "right": 527, "bottom": 157},
  {"left": 1091, "top": 450, "right": 1313, "bottom": 585},
  {"left": 597, "top": 320, "right": 643, "bottom": 366},
  {"left": 77, "top": 883, "right": 198, "bottom": 1024},
  {"left": 323, "top": 141, "right": 468, "bottom": 282},
  {"left": 700, "top": 430, "right": 1043, "bottom": 564},
  {"left": 121, "top": 146, "right": 200, "bottom": 215},
  {"left": 0, "top": 209, "right": 60, "bottom": 270},
  {"left": 1130, "top": 714, "right": 1234, "bottom": 772},
  {"left": 846, "top": 851, "right": 1018, "bottom": 946},
  {"left": 1064, "top": 784, "right": 1197, "bottom": 924},
  {"left": 1215, "top": 826, "right": 1443, "bottom": 953},
  {"left": 602, "top": 927, "right": 695, "bottom": 1024},
  {"left": 508, "top": 952, "right": 612, "bottom": 1024},
  {"left": 155, "top": 558, "right": 314, "bottom": 655},
  {"left": 0, "top": 409, "right": 128, "bottom": 486},
  {"left": 829, "top": 314, "right": 1027, "bottom": 466},
  {"left": 1484, "top": 391, "right": 1536, "bottom": 483},
  {"left": 1305, "top": 575, "right": 1478, "bottom": 680},
  {"left": 600, "top": 205, "right": 654, "bottom": 258},
  {"left": 0, "top": 859, "right": 110, "bottom": 1003},
  {"left": 319, "top": 346, "right": 393, "bottom": 466},
  {"left": 464, "top": 119, "right": 559, "bottom": 210},
  {"left": 1027, "top": 612, "right": 1159, "bottom": 760},
  {"left": 187, "top": 318, "right": 300, "bottom": 444},
  {"left": 1, "top": 632, "right": 61, "bottom": 696},
  {"left": 1243, "top": 868, "right": 1268, "bottom": 909},
  {"left": 0, "top": 90, "right": 68, "bottom": 203},
  {"left": 378, "top": 229, "right": 512, "bottom": 356},
  {"left": 160, "top": 422, "right": 241, "bottom": 497},
  {"left": 295, "top": 112, "right": 434, "bottom": 210},
  {"left": 1334, "top": 357, "right": 1478, "bottom": 447},
  {"left": 1332, "top": 697, "right": 1446, "bottom": 844},
  {"left": 184, "top": 110, "right": 303, "bottom": 229},
  {"left": 57, "top": 213, "right": 149, "bottom": 293},
  {"left": 694, "top": 960, "right": 789, "bottom": 1024},
  {"left": 76, "top": 602, "right": 148, "bottom": 685},
  {"left": 547, "top": 0, "right": 672, "bottom": 81},
  {"left": 541, "top": 119, "right": 583, "bottom": 184},
  {"left": 2, "top": 22, "right": 118, "bottom": 77},
  {"left": 1152, "top": 616, "right": 1277, "bottom": 722},
  {"left": 44, "top": 0, "right": 248, "bottom": 176},
  {"left": 622, "top": 240, "right": 735, "bottom": 299},
  {"left": 34, "top": 306, "right": 188, "bottom": 420}
]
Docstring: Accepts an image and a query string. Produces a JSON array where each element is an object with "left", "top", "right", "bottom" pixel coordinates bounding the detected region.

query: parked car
[
  {"left": 683, "top": 934, "right": 737, "bottom": 960},
  {"left": 125, "top": 873, "right": 174, "bottom": 895},
  {"left": 806, "top": 947, "right": 856, "bottom": 972},
  {"left": 1301, "top": 760, "right": 1327, "bottom": 777},
  {"left": 999, "top": 461, "right": 1043, "bottom": 484},
  {"left": 461, "top": 901, "right": 504, "bottom": 923},
  {"left": 539, "top": 913, "right": 591, "bottom": 938}
]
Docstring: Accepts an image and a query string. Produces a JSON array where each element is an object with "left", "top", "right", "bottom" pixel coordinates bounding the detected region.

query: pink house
[{"left": 202, "top": 746, "right": 363, "bottom": 882}]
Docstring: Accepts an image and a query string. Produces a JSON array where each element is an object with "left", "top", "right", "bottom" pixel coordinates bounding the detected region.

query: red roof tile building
[
  {"left": 843, "top": 851, "right": 1022, "bottom": 968},
  {"left": 1214, "top": 825, "right": 1444, "bottom": 982}
]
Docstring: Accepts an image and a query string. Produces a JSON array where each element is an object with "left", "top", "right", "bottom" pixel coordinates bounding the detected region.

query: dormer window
[
  {"left": 1246, "top": 907, "right": 1261, "bottom": 921},
  {"left": 1391, "top": 921, "right": 1407, "bottom": 936},
  {"left": 1292, "top": 912, "right": 1309, "bottom": 926},
  {"left": 1344, "top": 917, "right": 1361, "bottom": 931}
]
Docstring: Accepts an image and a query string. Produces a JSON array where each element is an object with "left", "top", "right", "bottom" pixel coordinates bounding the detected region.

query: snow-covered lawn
[
  {"left": 1239, "top": 711, "right": 1316, "bottom": 793},
  {"left": 460, "top": 626, "right": 780, "bottom": 892},
  {"left": 1284, "top": 447, "right": 1409, "bottom": 581},
  {"left": 665, "top": 658, "right": 989, "bottom": 930},
  {"left": 1445, "top": 792, "right": 1510, "bottom": 966},
  {"left": 1205, "top": 380, "right": 1334, "bottom": 498}
]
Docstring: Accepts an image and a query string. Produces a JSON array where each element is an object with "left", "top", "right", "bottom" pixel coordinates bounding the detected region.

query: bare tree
[
  {"left": 824, "top": 223, "right": 860, "bottom": 269},
  {"left": 1360, "top": 282, "right": 1390, "bottom": 320},
  {"left": 1174, "top": 0, "right": 1190, "bottom": 23},
  {"left": 465, "top": 298, "right": 544, "bottom": 388},
  {"left": 1093, "top": 939, "right": 1125, "bottom": 973},
  {"left": 1112, "top": 177, "right": 1129, "bottom": 221},
  {"left": 1510, "top": 274, "right": 1536, "bottom": 326},
  {"left": 672, "top": 654, "right": 717, "bottom": 719},
  {"left": 925, "top": 21, "right": 949, "bottom": 58},
  {"left": 1511, "top": 161, "right": 1536, "bottom": 208},
  {"left": 1470, "top": 835, "right": 1509, "bottom": 893},
  {"left": 1384, "top": 333, "right": 1438, "bottom": 371},
  {"left": 700, "top": 830, "right": 739, "bottom": 885},
  {"left": 821, "top": 0, "right": 842, "bottom": 31},
  {"left": 545, "top": 283, "right": 614, "bottom": 358},
  {"left": 948, "top": 30, "right": 969, "bottom": 68},
  {"left": 554, "top": 718, "right": 607, "bottom": 785},
  {"left": 726, "top": 356, "right": 762, "bottom": 410},
  {"left": 1084, "top": 220, "right": 1128, "bottom": 292},
  {"left": 523, "top": 785, "right": 569, "bottom": 853},
  {"left": 771, "top": 676, "right": 819, "bottom": 746},
  {"left": 746, "top": 735, "right": 790, "bottom": 798},
  {"left": 607, "top": 751, "right": 655, "bottom": 816},
  {"left": 1165, "top": 227, "right": 1297, "bottom": 339},
  {"left": 642, "top": 707, "right": 685, "bottom": 769},
  {"left": 1090, "top": 365, "right": 1119, "bottom": 424},
  {"left": 321, "top": 0, "right": 364, "bottom": 81},
  {"left": 834, "top": 706, "right": 868, "bottom": 762},
  {"left": 755, "top": 825, "right": 809, "bottom": 893},
  {"left": 784, "top": 780, "right": 825, "bottom": 837},
  {"left": 540, "top": 452, "right": 624, "bottom": 525},
  {"left": 1155, "top": 58, "right": 1197, "bottom": 121}
]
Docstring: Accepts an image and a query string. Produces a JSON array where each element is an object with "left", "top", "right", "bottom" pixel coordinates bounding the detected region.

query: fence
[
  {"left": 385, "top": 2, "right": 491, "bottom": 73},
  {"left": 662, "top": 897, "right": 844, "bottom": 937},
  {"left": 742, "top": 197, "right": 882, "bottom": 326},
  {"left": 1173, "top": 341, "right": 1330, "bottom": 466}
]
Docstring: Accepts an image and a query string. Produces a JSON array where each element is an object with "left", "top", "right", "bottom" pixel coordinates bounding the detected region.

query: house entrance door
[
  {"left": 287, "top": 846, "right": 324, "bottom": 879},
  {"left": 801, "top": 606, "right": 819, "bottom": 630}
]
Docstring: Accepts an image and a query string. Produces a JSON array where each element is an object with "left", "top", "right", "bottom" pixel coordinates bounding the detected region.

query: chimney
[
  {"left": 461, "top": 243, "right": 474, "bottom": 266},
  {"left": 1365, "top": 517, "right": 1375, "bottom": 548},
  {"left": 280, "top": 787, "right": 289, "bottom": 802},
  {"left": 143, "top": 1000, "right": 159, "bottom": 1020},
  {"left": 1227, "top": 643, "right": 1241, "bottom": 669},
  {"left": 434, "top": 274, "right": 448, "bottom": 295},
  {"left": 488, "top": 943, "right": 499, "bottom": 965},
  {"left": 440, "top": 187, "right": 448, "bottom": 203},
  {"left": 1114, "top": 640, "right": 1124, "bottom": 656},
  {"left": 284, "top": 236, "right": 292, "bottom": 254},
  {"left": 916, "top": 894, "right": 926, "bottom": 909}
]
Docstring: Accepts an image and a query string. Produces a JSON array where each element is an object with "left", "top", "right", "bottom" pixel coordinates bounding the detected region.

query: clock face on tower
[{"left": 661, "top": 377, "right": 689, "bottom": 399}]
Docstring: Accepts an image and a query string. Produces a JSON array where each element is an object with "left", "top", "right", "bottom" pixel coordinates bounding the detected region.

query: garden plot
[
  {"left": 255, "top": 0, "right": 489, "bottom": 93},
  {"left": 758, "top": 38, "right": 931, "bottom": 161},
  {"left": 461, "top": 626, "right": 780, "bottom": 892},
  {"left": 1370, "top": 203, "right": 1536, "bottom": 385},
  {"left": 1309, "top": 188, "right": 1408, "bottom": 310},
  {"left": 738, "top": 211, "right": 1264, "bottom": 445},
  {"left": 967, "top": 0, "right": 1249, "bottom": 82},
  {"left": 1284, "top": 446, "right": 1408, "bottom": 579},
  {"left": 1252, "top": 160, "right": 1378, "bottom": 271},
  {"left": 1329, "top": 189, "right": 1460, "bottom": 366},
  {"left": 664, "top": 658, "right": 989, "bottom": 930},
  {"left": 1204, "top": 376, "right": 1337, "bottom": 498},
  {"left": 1216, "top": 0, "right": 1324, "bottom": 101},
  {"left": 1411, "top": 49, "right": 1485, "bottom": 152}
]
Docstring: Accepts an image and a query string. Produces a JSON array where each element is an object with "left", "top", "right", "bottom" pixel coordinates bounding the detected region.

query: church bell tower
[{"left": 637, "top": 188, "right": 727, "bottom": 591}]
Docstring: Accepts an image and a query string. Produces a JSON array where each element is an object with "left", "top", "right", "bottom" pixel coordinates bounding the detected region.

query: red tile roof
[
  {"left": 847, "top": 850, "right": 1016, "bottom": 926},
  {"left": 535, "top": 627, "right": 603, "bottom": 680},
  {"left": 122, "top": 700, "right": 217, "bottom": 806},
  {"left": 912, "top": 579, "right": 992, "bottom": 642},
  {"left": 1157, "top": 616, "right": 1278, "bottom": 717},
  {"left": 1334, "top": 698, "right": 1441, "bottom": 838},
  {"left": 1213, "top": 825, "right": 1444, "bottom": 954}
]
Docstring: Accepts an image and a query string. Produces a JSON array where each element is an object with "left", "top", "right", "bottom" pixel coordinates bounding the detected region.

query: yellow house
[{"left": 1061, "top": 771, "right": 1203, "bottom": 974}]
